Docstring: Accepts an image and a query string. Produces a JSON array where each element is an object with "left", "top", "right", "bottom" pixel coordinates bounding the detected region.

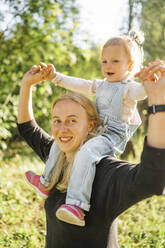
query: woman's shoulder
[{"left": 18, "top": 119, "right": 54, "bottom": 162}]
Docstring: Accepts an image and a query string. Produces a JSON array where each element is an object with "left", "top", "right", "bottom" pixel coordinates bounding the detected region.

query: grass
[
  {"left": 0, "top": 139, "right": 165, "bottom": 247},
  {"left": 118, "top": 197, "right": 165, "bottom": 247},
  {"left": 0, "top": 149, "right": 46, "bottom": 248}
]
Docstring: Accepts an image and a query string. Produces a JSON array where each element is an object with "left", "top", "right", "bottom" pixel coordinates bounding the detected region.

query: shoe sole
[
  {"left": 24, "top": 174, "right": 48, "bottom": 199},
  {"left": 56, "top": 208, "right": 85, "bottom": 227}
]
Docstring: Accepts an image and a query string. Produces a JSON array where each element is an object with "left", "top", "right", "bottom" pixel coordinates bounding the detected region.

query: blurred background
[
  {"left": 0, "top": 0, "right": 165, "bottom": 247},
  {"left": 0, "top": 0, "right": 165, "bottom": 160}
]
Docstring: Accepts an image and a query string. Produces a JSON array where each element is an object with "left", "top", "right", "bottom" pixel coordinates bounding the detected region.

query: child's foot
[
  {"left": 56, "top": 204, "right": 85, "bottom": 226},
  {"left": 24, "top": 171, "right": 50, "bottom": 198}
]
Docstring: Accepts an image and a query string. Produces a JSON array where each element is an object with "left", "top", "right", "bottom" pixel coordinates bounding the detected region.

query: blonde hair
[
  {"left": 103, "top": 30, "right": 144, "bottom": 76},
  {"left": 47, "top": 93, "right": 102, "bottom": 192}
]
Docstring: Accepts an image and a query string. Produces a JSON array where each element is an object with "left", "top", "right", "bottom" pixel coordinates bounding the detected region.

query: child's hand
[
  {"left": 40, "top": 62, "right": 56, "bottom": 81},
  {"left": 147, "top": 60, "right": 165, "bottom": 80},
  {"left": 135, "top": 67, "right": 158, "bottom": 83}
]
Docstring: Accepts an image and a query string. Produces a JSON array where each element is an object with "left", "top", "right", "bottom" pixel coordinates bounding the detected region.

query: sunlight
[{"left": 79, "top": 0, "right": 129, "bottom": 44}]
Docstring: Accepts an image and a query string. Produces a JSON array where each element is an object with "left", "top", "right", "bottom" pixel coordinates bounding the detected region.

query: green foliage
[
  {"left": 0, "top": 0, "right": 102, "bottom": 155},
  {"left": 123, "top": 0, "right": 165, "bottom": 69},
  {"left": 118, "top": 196, "right": 165, "bottom": 247},
  {"left": 121, "top": 0, "right": 165, "bottom": 158},
  {"left": 0, "top": 156, "right": 46, "bottom": 248},
  {"left": 141, "top": 0, "right": 165, "bottom": 63}
]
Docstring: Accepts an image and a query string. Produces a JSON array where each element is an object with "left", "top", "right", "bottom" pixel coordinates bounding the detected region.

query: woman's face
[{"left": 51, "top": 99, "right": 93, "bottom": 160}]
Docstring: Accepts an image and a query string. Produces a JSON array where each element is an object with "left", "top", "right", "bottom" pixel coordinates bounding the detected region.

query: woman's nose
[{"left": 59, "top": 123, "right": 68, "bottom": 131}]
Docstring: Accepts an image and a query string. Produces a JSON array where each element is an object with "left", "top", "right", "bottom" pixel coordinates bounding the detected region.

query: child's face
[{"left": 101, "top": 45, "right": 132, "bottom": 82}]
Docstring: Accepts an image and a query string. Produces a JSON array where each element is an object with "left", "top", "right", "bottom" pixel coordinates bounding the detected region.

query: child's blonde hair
[
  {"left": 103, "top": 30, "right": 144, "bottom": 76},
  {"left": 48, "top": 93, "right": 102, "bottom": 192}
]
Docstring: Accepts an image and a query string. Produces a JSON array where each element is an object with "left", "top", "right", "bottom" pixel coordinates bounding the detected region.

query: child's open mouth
[{"left": 107, "top": 72, "right": 114, "bottom": 76}]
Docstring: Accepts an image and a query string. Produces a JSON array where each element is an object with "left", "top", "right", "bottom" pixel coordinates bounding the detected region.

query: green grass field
[
  {"left": 0, "top": 141, "right": 165, "bottom": 248},
  {"left": 0, "top": 154, "right": 46, "bottom": 248}
]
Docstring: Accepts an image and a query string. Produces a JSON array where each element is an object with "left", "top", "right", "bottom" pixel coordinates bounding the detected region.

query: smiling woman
[
  {"left": 17, "top": 60, "right": 165, "bottom": 248},
  {"left": 23, "top": 32, "right": 148, "bottom": 228},
  {"left": 51, "top": 98, "right": 95, "bottom": 160},
  {"left": 43, "top": 93, "right": 100, "bottom": 199}
]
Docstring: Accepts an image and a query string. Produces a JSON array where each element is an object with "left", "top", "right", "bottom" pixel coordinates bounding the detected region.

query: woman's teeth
[{"left": 59, "top": 137, "right": 72, "bottom": 142}]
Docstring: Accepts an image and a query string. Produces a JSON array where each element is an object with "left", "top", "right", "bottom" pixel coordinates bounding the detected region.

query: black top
[{"left": 18, "top": 120, "right": 165, "bottom": 248}]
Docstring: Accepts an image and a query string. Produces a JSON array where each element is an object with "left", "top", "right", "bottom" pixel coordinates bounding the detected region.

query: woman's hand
[
  {"left": 135, "top": 60, "right": 165, "bottom": 105},
  {"left": 22, "top": 63, "right": 56, "bottom": 86},
  {"left": 18, "top": 63, "right": 56, "bottom": 123},
  {"left": 22, "top": 65, "right": 44, "bottom": 86},
  {"left": 136, "top": 60, "right": 165, "bottom": 148}
]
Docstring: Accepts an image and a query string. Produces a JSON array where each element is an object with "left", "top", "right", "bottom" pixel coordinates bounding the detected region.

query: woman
[{"left": 18, "top": 60, "right": 165, "bottom": 248}]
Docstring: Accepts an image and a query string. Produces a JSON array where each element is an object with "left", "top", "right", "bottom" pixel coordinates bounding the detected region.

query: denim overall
[{"left": 40, "top": 81, "right": 140, "bottom": 211}]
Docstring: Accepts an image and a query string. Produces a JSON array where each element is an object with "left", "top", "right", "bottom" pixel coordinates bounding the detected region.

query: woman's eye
[
  {"left": 69, "top": 119, "right": 76, "bottom": 123},
  {"left": 102, "top": 60, "right": 107, "bottom": 64},
  {"left": 113, "top": 60, "right": 119, "bottom": 63},
  {"left": 54, "top": 120, "right": 61, "bottom": 124}
]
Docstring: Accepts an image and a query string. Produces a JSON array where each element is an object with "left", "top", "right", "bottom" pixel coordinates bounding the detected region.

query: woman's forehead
[
  {"left": 53, "top": 99, "right": 86, "bottom": 116},
  {"left": 54, "top": 99, "right": 79, "bottom": 109}
]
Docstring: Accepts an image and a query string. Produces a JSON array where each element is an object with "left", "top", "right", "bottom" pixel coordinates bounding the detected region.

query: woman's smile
[
  {"left": 51, "top": 99, "right": 91, "bottom": 160},
  {"left": 59, "top": 136, "right": 73, "bottom": 143}
]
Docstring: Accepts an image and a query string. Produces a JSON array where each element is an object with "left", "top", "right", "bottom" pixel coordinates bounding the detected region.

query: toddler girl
[{"left": 25, "top": 31, "right": 147, "bottom": 226}]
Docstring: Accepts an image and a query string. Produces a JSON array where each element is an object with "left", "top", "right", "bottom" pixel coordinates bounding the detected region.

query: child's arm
[
  {"left": 127, "top": 81, "right": 147, "bottom": 101},
  {"left": 52, "top": 72, "right": 101, "bottom": 96},
  {"left": 40, "top": 63, "right": 103, "bottom": 96}
]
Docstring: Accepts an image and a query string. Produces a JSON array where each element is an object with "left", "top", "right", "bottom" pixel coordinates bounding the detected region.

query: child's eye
[
  {"left": 113, "top": 60, "right": 119, "bottom": 63},
  {"left": 102, "top": 60, "right": 107, "bottom": 64}
]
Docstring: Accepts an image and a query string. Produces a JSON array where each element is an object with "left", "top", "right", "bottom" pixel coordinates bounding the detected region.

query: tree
[
  {"left": 141, "top": 0, "right": 165, "bottom": 62},
  {"left": 0, "top": 0, "right": 81, "bottom": 152},
  {"left": 120, "top": 0, "right": 165, "bottom": 160},
  {"left": 0, "top": 0, "right": 102, "bottom": 158}
]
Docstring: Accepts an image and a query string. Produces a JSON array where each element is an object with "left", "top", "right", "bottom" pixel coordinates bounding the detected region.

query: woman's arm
[
  {"left": 137, "top": 60, "right": 165, "bottom": 148},
  {"left": 18, "top": 120, "right": 54, "bottom": 162},
  {"left": 18, "top": 65, "right": 54, "bottom": 160},
  {"left": 18, "top": 65, "right": 49, "bottom": 123},
  {"left": 18, "top": 79, "right": 33, "bottom": 123},
  {"left": 99, "top": 61, "right": 165, "bottom": 223}
]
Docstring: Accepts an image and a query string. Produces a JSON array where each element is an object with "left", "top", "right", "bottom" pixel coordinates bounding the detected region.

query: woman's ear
[{"left": 88, "top": 120, "right": 95, "bottom": 132}]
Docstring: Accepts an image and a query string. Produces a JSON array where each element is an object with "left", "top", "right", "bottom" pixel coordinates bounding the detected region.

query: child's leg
[
  {"left": 66, "top": 135, "right": 115, "bottom": 210},
  {"left": 24, "top": 171, "right": 50, "bottom": 198},
  {"left": 25, "top": 141, "right": 60, "bottom": 197},
  {"left": 56, "top": 135, "right": 114, "bottom": 225}
]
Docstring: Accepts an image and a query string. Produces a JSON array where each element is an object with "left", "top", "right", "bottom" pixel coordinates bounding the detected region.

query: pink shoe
[
  {"left": 56, "top": 204, "right": 85, "bottom": 226},
  {"left": 24, "top": 171, "right": 50, "bottom": 198}
]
